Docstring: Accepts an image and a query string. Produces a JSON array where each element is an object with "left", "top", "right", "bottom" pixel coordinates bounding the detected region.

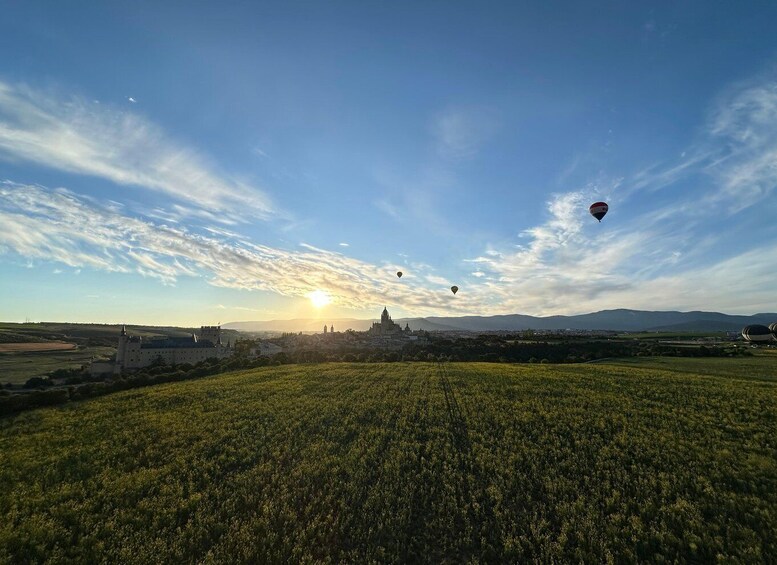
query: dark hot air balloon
[
  {"left": 450, "top": 286, "right": 459, "bottom": 295},
  {"left": 396, "top": 271, "right": 403, "bottom": 278},
  {"left": 741, "top": 325, "right": 773, "bottom": 343},
  {"left": 589, "top": 201, "right": 609, "bottom": 222}
]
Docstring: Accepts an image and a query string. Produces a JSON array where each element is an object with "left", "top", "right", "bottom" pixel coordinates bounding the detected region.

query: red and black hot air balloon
[{"left": 589, "top": 201, "right": 609, "bottom": 222}]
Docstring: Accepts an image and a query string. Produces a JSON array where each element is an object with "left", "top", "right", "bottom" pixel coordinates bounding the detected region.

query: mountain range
[{"left": 224, "top": 309, "right": 777, "bottom": 333}]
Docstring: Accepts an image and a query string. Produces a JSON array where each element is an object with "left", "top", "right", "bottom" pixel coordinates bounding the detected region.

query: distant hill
[
  {"left": 225, "top": 309, "right": 777, "bottom": 333},
  {"left": 0, "top": 322, "right": 240, "bottom": 344}
]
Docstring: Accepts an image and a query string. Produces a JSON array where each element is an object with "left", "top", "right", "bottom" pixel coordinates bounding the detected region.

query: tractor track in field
[
  {"left": 438, "top": 361, "right": 471, "bottom": 451},
  {"left": 437, "top": 362, "right": 503, "bottom": 558}
]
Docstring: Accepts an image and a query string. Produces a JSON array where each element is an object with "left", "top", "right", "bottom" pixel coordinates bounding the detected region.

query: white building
[{"left": 94, "top": 325, "right": 234, "bottom": 375}]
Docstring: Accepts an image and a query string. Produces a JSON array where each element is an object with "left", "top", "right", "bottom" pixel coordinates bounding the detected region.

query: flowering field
[{"left": 1, "top": 361, "right": 775, "bottom": 562}]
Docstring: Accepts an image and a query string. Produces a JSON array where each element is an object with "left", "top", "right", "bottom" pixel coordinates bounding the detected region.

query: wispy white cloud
[
  {"left": 0, "top": 81, "right": 275, "bottom": 222},
  {"left": 705, "top": 79, "right": 777, "bottom": 211},
  {"left": 2, "top": 177, "right": 777, "bottom": 316},
  {"left": 338, "top": 242, "right": 349, "bottom": 247},
  {"left": 629, "top": 73, "right": 777, "bottom": 214},
  {"left": 0, "top": 182, "right": 469, "bottom": 315},
  {"left": 374, "top": 198, "right": 400, "bottom": 220},
  {"left": 431, "top": 106, "right": 499, "bottom": 160}
]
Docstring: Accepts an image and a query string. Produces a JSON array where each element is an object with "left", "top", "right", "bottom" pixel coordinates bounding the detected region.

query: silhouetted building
[{"left": 368, "top": 307, "right": 410, "bottom": 337}]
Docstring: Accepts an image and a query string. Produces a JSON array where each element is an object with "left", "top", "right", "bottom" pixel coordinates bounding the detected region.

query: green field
[
  {"left": 1, "top": 360, "right": 775, "bottom": 562},
  {"left": 0, "top": 346, "right": 115, "bottom": 385},
  {"left": 595, "top": 355, "right": 777, "bottom": 382}
]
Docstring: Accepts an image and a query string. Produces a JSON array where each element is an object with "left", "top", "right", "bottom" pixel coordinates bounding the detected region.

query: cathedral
[{"left": 368, "top": 307, "right": 411, "bottom": 337}]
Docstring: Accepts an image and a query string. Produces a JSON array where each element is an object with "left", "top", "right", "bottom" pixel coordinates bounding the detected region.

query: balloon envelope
[
  {"left": 451, "top": 286, "right": 459, "bottom": 295},
  {"left": 589, "top": 201, "right": 609, "bottom": 222},
  {"left": 742, "top": 325, "right": 773, "bottom": 342},
  {"left": 396, "top": 271, "right": 403, "bottom": 278}
]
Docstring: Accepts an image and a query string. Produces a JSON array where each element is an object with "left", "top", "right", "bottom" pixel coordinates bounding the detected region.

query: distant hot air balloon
[
  {"left": 589, "top": 201, "right": 609, "bottom": 222},
  {"left": 397, "top": 271, "right": 403, "bottom": 278},
  {"left": 741, "top": 325, "right": 773, "bottom": 343},
  {"left": 450, "top": 286, "right": 459, "bottom": 295}
]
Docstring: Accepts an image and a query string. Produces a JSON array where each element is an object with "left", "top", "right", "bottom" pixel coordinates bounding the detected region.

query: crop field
[
  {"left": 1, "top": 360, "right": 775, "bottom": 562},
  {"left": 0, "top": 346, "right": 115, "bottom": 385}
]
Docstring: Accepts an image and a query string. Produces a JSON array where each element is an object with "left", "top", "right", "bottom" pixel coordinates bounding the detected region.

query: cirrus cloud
[{"left": 0, "top": 81, "right": 275, "bottom": 223}]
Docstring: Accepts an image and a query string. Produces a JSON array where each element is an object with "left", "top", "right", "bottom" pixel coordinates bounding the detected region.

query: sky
[{"left": 2, "top": 1, "right": 777, "bottom": 325}]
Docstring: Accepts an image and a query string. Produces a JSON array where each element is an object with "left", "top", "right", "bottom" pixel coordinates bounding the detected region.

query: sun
[{"left": 308, "top": 289, "right": 332, "bottom": 309}]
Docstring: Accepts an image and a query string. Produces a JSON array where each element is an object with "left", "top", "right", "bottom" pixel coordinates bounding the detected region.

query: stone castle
[{"left": 93, "top": 325, "right": 234, "bottom": 375}]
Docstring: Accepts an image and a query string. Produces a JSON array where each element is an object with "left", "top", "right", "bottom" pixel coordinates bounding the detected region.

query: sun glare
[{"left": 308, "top": 290, "right": 332, "bottom": 308}]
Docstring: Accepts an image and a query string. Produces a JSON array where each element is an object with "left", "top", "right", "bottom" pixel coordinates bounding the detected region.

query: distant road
[{"left": 0, "top": 342, "right": 77, "bottom": 353}]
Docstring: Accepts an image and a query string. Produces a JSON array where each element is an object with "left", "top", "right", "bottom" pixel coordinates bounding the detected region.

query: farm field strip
[
  {"left": 0, "top": 342, "right": 77, "bottom": 353},
  {"left": 1, "top": 361, "right": 775, "bottom": 563}
]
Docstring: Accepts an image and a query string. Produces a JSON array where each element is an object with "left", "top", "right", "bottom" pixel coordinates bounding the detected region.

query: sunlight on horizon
[{"left": 307, "top": 290, "right": 332, "bottom": 309}]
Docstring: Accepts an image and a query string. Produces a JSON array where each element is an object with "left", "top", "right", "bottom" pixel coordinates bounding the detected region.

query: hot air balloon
[
  {"left": 397, "top": 271, "right": 403, "bottom": 278},
  {"left": 450, "top": 286, "right": 459, "bottom": 295},
  {"left": 741, "top": 325, "right": 773, "bottom": 343},
  {"left": 589, "top": 201, "right": 609, "bottom": 222}
]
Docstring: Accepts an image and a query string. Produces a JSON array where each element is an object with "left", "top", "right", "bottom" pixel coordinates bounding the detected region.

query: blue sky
[{"left": 2, "top": 1, "right": 777, "bottom": 325}]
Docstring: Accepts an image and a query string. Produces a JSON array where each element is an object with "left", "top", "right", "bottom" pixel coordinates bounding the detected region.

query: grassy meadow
[{"left": 1, "top": 360, "right": 775, "bottom": 563}]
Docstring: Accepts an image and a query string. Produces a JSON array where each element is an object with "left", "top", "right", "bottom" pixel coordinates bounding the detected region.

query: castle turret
[
  {"left": 116, "top": 325, "right": 129, "bottom": 367},
  {"left": 199, "top": 326, "right": 220, "bottom": 345}
]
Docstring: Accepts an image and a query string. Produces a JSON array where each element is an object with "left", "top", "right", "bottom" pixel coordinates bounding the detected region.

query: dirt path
[{"left": 0, "top": 342, "right": 77, "bottom": 353}]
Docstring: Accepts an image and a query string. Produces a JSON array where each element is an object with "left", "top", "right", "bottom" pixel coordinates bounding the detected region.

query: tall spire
[{"left": 120, "top": 324, "right": 127, "bottom": 336}]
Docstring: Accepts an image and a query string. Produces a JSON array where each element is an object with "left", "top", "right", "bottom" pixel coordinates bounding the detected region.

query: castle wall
[{"left": 122, "top": 344, "right": 231, "bottom": 369}]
